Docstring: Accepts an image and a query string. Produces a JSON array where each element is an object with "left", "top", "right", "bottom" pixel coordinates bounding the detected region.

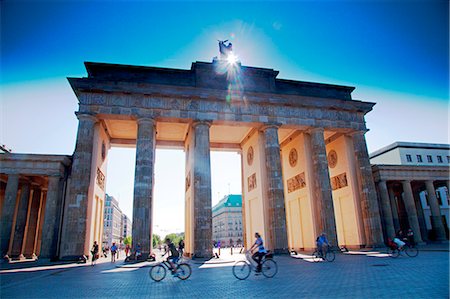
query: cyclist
[
  {"left": 249, "top": 232, "right": 266, "bottom": 272},
  {"left": 164, "top": 238, "right": 180, "bottom": 275},
  {"left": 316, "top": 232, "right": 329, "bottom": 257}
]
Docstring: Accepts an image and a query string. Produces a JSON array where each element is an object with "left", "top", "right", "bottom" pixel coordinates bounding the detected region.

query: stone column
[
  {"left": 412, "top": 184, "right": 428, "bottom": 242},
  {"left": 425, "top": 180, "right": 446, "bottom": 240},
  {"left": 59, "top": 113, "right": 97, "bottom": 259},
  {"left": 40, "top": 175, "right": 63, "bottom": 259},
  {"left": 309, "top": 128, "right": 338, "bottom": 245},
  {"left": 22, "top": 187, "right": 42, "bottom": 258},
  {"left": 192, "top": 121, "right": 213, "bottom": 258},
  {"left": 1, "top": 174, "right": 20, "bottom": 256},
  {"left": 401, "top": 181, "right": 423, "bottom": 243},
  {"left": 352, "top": 132, "right": 383, "bottom": 246},
  {"left": 387, "top": 185, "right": 400, "bottom": 232},
  {"left": 377, "top": 181, "right": 395, "bottom": 240},
  {"left": 11, "top": 184, "right": 31, "bottom": 257},
  {"left": 261, "top": 125, "right": 288, "bottom": 253},
  {"left": 132, "top": 118, "right": 156, "bottom": 259}
]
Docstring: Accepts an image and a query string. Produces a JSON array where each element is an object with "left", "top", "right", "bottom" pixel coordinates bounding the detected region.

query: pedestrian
[
  {"left": 91, "top": 241, "right": 99, "bottom": 266},
  {"left": 178, "top": 239, "right": 185, "bottom": 257},
  {"left": 135, "top": 243, "right": 142, "bottom": 261},
  {"left": 125, "top": 244, "right": 130, "bottom": 257},
  {"left": 110, "top": 242, "right": 117, "bottom": 263},
  {"left": 407, "top": 228, "right": 415, "bottom": 246}
]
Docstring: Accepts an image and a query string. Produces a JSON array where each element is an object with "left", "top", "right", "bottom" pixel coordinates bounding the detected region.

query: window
[
  {"left": 416, "top": 155, "right": 423, "bottom": 162},
  {"left": 447, "top": 156, "right": 450, "bottom": 163},
  {"left": 427, "top": 155, "right": 433, "bottom": 163},
  {"left": 437, "top": 190, "right": 442, "bottom": 206},
  {"left": 437, "top": 156, "right": 443, "bottom": 163},
  {"left": 406, "top": 154, "right": 412, "bottom": 162}
]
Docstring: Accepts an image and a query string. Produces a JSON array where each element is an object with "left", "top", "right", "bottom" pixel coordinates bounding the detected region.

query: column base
[
  {"left": 272, "top": 248, "right": 289, "bottom": 255},
  {"left": 430, "top": 216, "right": 447, "bottom": 241}
]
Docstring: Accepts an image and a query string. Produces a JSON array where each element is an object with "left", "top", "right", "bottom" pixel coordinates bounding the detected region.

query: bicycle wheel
[
  {"left": 405, "top": 246, "right": 419, "bottom": 257},
  {"left": 149, "top": 265, "right": 166, "bottom": 282},
  {"left": 261, "top": 259, "right": 278, "bottom": 278},
  {"left": 176, "top": 263, "right": 192, "bottom": 280},
  {"left": 312, "top": 251, "right": 321, "bottom": 263},
  {"left": 325, "top": 250, "right": 335, "bottom": 262},
  {"left": 232, "top": 261, "right": 251, "bottom": 280},
  {"left": 387, "top": 248, "right": 399, "bottom": 258}
]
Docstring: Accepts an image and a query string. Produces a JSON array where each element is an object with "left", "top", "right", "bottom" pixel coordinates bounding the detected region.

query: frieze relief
[
  {"left": 248, "top": 173, "right": 257, "bottom": 192},
  {"left": 330, "top": 173, "right": 348, "bottom": 191},
  {"left": 96, "top": 167, "right": 106, "bottom": 191},
  {"left": 80, "top": 91, "right": 366, "bottom": 130},
  {"left": 287, "top": 172, "right": 306, "bottom": 193}
]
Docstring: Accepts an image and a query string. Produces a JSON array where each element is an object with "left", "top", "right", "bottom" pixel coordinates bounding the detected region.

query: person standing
[
  {"left": 178, "top": 239, "right": 185, "bottom": 257},
  {"left": 91, "top": 241, "right": 99, "bottom": 266},
  {"left": 407, "top": 228, "right": 415, "bottom": 246},
  {"left": 125, "top": 244, "right": 130, "bottom": 257},
  {"left": 110, "top": 243, "right": 117, "bottom": 263}
]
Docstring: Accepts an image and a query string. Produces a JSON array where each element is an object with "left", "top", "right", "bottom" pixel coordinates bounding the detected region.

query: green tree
[
  {"left": 123, "top": 236, "right": 132, "bottom": 246},
  {"left": 163, "top": 232, "right": 185, "bottom": 246},
  {"left": 152, "top": 234, "right": 161, "bottom": 248}
]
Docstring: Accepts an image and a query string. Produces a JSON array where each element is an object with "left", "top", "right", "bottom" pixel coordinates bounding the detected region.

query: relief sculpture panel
[
  {"left": 287, "top": 172, "right": 306, "bottom": 193},
  {"left": 330, "top": 172, "right": 348, "bottom": 191},
  {"left": 248, "top": 173, "right": 257, "bottom": 192}
]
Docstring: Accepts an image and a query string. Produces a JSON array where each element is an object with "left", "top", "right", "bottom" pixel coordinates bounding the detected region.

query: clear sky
[{"left": 1, "top": 0, "right": 448, "bottom": 236}]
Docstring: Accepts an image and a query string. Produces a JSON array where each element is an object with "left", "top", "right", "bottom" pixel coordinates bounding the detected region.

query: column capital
[
  {"left": 192, "top": 120, "right": 212, "bottom": 128},
  {"left": 305, "top": 127, "right": 324, "bottom": 135},
  {"left": 75, "top": 112, "right": 98, "bottom": 123},
  {"left": 260, "top": 122, "right": 281, "bottom": 132},
  {"left": 136, "top": 117, "right": 155, "bottom": 126}
]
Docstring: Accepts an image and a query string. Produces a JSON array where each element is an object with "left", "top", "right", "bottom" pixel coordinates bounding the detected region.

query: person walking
[
  {"left": 125, "top": 244, "right": 130, "bottom": 257},
  {"left": 110, "top": 243, "right": 118, "bottom": 263},
  {"left": 91, "top": 241, "right": 99, "bottom": 266}
]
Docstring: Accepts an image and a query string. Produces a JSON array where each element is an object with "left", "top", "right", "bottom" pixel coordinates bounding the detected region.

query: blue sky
[{"left": 1, "top": 0, "right": 448, "bottom": 235}]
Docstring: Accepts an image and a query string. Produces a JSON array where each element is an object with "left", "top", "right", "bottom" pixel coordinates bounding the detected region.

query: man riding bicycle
[
  {"left": 164, "top": 238, "right": 180, "bottom": 275},
  {"left": 250, "top": 232, "right": 266, "bottom": 272},
  {"left": 316, "top": 232, "right": 329, "bottom": 257}
]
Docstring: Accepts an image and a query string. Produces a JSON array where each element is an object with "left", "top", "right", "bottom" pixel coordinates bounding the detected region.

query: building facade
[
  {"left": 370, "top": 142, "right": 450, "bottom": 242},
  {"left": 102, "top": 194, "right": 124, "bottom": 247},
  {"left": 0, "top": 154, "right": 71, "bottom": 260},
  {"left": 212, "top": 195, "right": 243, "bottom": 247},
  {"left": 122, "top": 214, "right": 132, "bottom": 241}
]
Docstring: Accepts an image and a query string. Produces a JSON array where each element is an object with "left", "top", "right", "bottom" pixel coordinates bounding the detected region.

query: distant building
[
  {"left": 122, "top": 214, "right": 132, "bottom": 241},
  {"left": 369, "top": 142, "right": 450, "bottom": 166},
  {"left": 212, "top": 195, "right": 243, "bottom": 247},
  {"left": 371, "top": 142, "right": 449, "bottom": 241},
  {"left": 103, "top": 194, "right": 124, "bottom": 248}
]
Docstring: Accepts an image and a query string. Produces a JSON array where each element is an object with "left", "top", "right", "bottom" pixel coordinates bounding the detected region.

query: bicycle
[
  {"left": 387, "top": 242, "right": 419, "bottom": 258},
  {"left": 149, "top": 256, "right": 192, "bottom": 282},
  {"left": 312, "top": 245, "right": 336, "bottom": 262},
  {"left": 232, "top": 251, "right": 278, "bottom": 280}
]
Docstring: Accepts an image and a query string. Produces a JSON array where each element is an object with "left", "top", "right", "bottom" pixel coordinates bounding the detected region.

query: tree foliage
[
  {"left": 123, "top": 236, "right": 132, "bottom": 246},
  {"left": 163, "top": 232, "right": 185, "bottom": 246},
  {"left": 152, "top": 234, "right": 162, "bottom": 248}
]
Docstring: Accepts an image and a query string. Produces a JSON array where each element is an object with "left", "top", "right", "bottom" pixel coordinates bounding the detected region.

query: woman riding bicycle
[{"left": 250, "top": 232, "right": 266, "bottom": 272}]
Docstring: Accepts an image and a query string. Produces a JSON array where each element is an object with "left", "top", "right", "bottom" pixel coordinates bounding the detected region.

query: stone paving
[{"left": 1, "top": 249, "right": 448, "bottom": 298}]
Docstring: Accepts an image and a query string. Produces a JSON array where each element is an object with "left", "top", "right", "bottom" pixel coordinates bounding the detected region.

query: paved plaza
[{"left": 1, "top": 248, "right": 448, "bottom": 298}]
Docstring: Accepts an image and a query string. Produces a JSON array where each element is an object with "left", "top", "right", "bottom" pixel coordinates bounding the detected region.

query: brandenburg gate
[{"left": 1, "top": 58, "right": 385, "bottom": 261}]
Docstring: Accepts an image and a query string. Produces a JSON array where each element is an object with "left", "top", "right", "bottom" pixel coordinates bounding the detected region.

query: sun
[{"left": 227, "top": 52, "right": 238, "bottom": 65}]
